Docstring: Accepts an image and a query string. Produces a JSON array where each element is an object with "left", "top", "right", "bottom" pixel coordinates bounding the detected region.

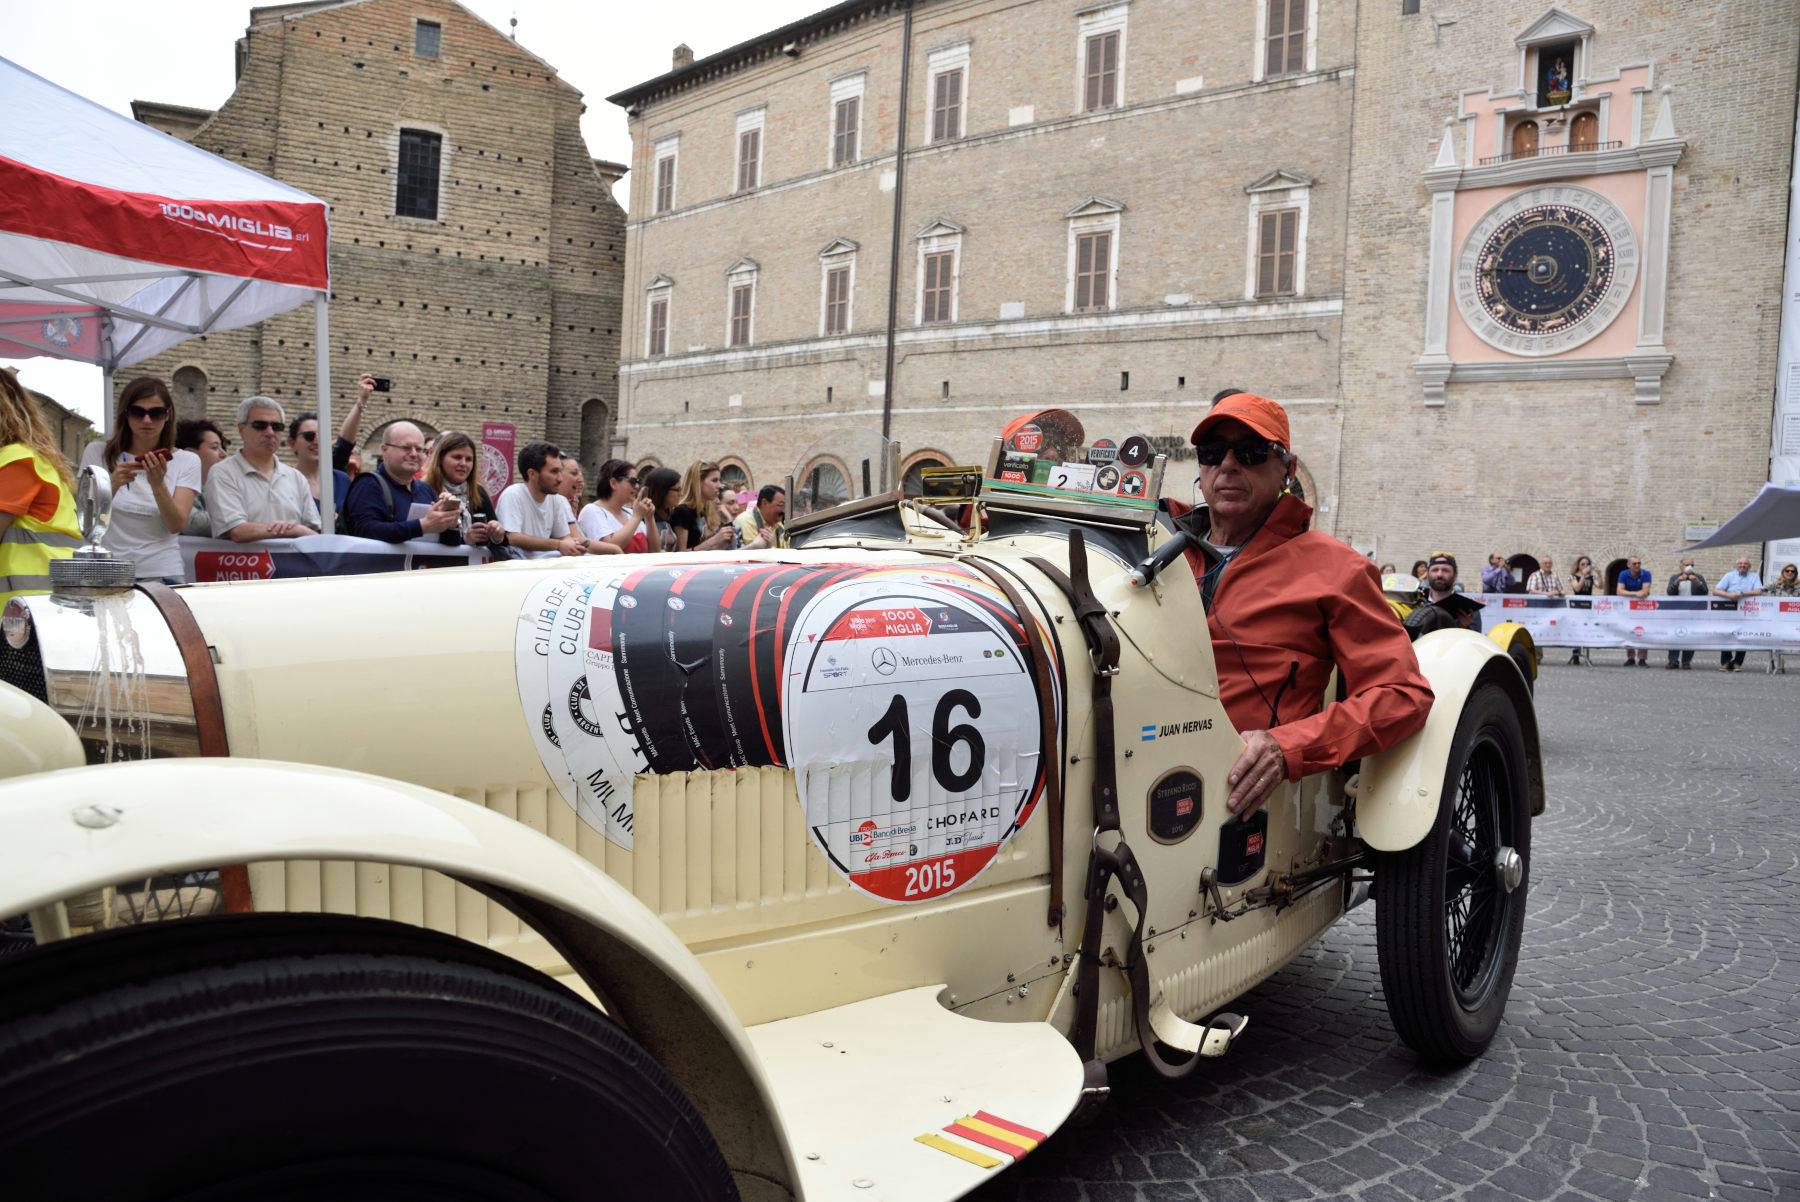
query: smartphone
[
  {"left": 142, "top": 447, "right": 172, "bottom": 464},
  {"left": 370, "top": 376, "right": 393, "bottom": 393}
]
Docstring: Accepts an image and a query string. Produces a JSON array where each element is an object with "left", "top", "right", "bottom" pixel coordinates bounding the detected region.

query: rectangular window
[
  {"left": 921, "top": 251, "right": 955, "bottom": 324},
  {"left": 1264, "top": 0, "right": 1307, "bottom": 78},
  {"left": 736, "top": 128, "right": 761, "bottom": 193},
  {"left": 395, "top": 128, "right": 442, "bottom": 219},
  {"left": 931, "top": 68, "right": 964, "bottom": 141},
  {"left": 414, "top": 20, "right": 441, "bottom": 59},
  {"left": 824, "top": 265, "right": 852, "bottom": 335},
  {"left": 1074, "top": 230, "right": 1112, "bottom": 311},
  {"left": 729, "top": 284, "right": 753, "bottom": 347},
  {"left": 1084, "top": 31, "right": 1120, "bottom": 112},
  {"left": 654, "top": 154, "right": 676, "bottom": 214},
  {"left": 833, "top": 96, "right": 861, "bottom": 166},
  {"left": 648, "top": 297, "right": 668, "bottom": 357},
  {"left": 1256, "top": 208, "right": 1299, "bottom": 296}
]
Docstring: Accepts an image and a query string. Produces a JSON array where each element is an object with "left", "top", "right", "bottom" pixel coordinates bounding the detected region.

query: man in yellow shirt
[{"left": 732, "top": 484, "right": 784, "bottom": 549}]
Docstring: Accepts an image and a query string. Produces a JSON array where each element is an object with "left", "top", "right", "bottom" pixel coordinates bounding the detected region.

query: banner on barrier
[
  {"left": 1474, "top": 593, "right": 1800, "bottom": 650},
  {"left": 179, "top": 535, "right": 487, "bottom": 583}
]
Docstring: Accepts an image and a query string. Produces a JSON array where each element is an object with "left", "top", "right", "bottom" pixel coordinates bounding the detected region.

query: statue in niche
[{"left": 1543, "top": 56, "right": 1572, "bottom": 105}]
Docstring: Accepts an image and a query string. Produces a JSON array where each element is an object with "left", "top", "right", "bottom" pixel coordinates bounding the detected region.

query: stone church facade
[
  {"left": 131, "top": 0, "right": 625, "bottom": 481},
  {"left": 611, "top": 0, "right": 1799, "bottom": 577}
]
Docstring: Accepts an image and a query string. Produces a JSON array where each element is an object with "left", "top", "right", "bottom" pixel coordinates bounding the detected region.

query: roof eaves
[{"left": 605, "top": 0, "right": 899, "bottom": 111}]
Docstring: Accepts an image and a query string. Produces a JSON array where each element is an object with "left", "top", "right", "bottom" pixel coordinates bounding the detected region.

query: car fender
[
  {"left": 0, "top": 680, "right": 84, "bottom": 781},
  {"left": 0, "top": 758, "right": 799, "bottom": 1202},
  {"left": 1486, "top": 620, "right": 1539, "bottom": 682},
  {"left": 1356, "top": 629, "right": 1545, "bottom": 851}
]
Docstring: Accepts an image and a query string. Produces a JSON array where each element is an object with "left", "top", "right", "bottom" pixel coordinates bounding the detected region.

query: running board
[{"left": 746, "top": 986, "right": 1084, "bottom": 1201}]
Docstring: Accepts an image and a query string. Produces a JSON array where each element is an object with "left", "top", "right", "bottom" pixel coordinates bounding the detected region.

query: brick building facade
[
  {"left": 610, "top": 0, "right": 1352, "bottom": 511},
  {"left": 611, "top": 0, "right": 1799, "bottom": 578},
  {"left": 131, "top": 0, "right": 625, "bottom": 483}
]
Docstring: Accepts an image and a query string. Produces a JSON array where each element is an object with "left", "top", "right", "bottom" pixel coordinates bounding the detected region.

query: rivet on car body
[
  {"left": 72, "top": 804, "right": 122, "bottom": 830},
  {"left": 806, "top": 1153, "right": 821, "bottom": 1161},
  {"left": 853, "top": 1178, "right": 875, "bottom": 1189}
]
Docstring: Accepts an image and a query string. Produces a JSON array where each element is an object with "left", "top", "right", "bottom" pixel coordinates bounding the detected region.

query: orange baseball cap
[{"left": 1190, "top": 392, "right": 1290, "bottom": 448}]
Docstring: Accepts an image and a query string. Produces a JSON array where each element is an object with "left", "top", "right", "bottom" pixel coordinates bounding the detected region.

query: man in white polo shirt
[{"left": 203, "top": 397, "right": 320, "bottom": 542}]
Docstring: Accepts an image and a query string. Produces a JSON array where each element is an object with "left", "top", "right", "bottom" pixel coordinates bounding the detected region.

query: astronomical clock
[{"left": 1413, "top": 9, "right": 1687, "bottom": 404}]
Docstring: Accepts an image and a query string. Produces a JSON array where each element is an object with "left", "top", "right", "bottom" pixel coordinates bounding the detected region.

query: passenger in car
[{"left": 1170, "top": 392, "right": 1434, "bottom": 819}]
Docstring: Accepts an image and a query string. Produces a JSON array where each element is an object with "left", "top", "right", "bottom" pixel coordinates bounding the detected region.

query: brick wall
[{"left": 129, "top": 0, "right": 622, "bottom": 484}]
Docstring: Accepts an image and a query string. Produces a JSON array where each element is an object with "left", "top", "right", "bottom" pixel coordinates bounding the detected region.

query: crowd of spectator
[
  {"left": 1382, "top": 546, "right": 1796, "bottom": 675},
  {"left": 64, "top": 373, "right": 791, "bottom": 582}
]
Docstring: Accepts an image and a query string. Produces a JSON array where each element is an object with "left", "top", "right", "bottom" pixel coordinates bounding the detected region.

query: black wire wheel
[
  {"left": 0, "top": 913, "right": 738, "bottom": 1202},
  {"left": 1375, "top": 682, "right": 1531, "bottom": 1066}
]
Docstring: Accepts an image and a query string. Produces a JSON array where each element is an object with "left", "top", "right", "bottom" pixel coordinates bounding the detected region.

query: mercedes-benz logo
[{"left": 872, "top": 646, "right": 898, "bottom": 676}]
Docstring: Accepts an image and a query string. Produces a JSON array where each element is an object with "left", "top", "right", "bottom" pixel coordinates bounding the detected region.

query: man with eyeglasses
[
  {"left": 343, "top": 420, "right": 460, "bottom": 543},
  {"left": 204, "top": 397, "right": 321, "bottom": 542},
  {"left": 1171, "top": 391, "right": 1433, "bottom": 819}
]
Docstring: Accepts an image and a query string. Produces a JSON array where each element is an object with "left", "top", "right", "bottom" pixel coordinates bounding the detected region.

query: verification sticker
[
  {"left": 545, "top": 568, "right": 639, "bottom": 849},
  {"left": 516, "top": 570, "right": 606, "bottom": 829},
  {"left": 782, "top": 577, "right": 1048, "bottom": 904}
]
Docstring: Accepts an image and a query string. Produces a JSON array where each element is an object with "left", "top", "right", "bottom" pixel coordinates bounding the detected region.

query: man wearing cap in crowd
[
  {"left": 1171, "top": 391, "right": 1434, "bottom": 819},
  {"left": 1404, "top": 552, "right": 1485, "bottom": 637}
]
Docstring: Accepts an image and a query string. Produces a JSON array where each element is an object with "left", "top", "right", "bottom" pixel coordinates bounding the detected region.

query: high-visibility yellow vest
[{"left": 0, "top": 444, "right": 82, "bottom": 605}]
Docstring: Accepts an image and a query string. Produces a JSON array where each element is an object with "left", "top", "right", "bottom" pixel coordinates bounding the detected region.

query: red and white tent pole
[{"left": 0, "top": 56, "right": 335, "bottom": 530}]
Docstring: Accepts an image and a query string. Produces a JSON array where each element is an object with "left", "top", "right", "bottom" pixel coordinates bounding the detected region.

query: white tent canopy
[
  {"left": 0, "top": 54, "right": 335, "bottom": 525},
  {"left": 1680, "top": 484, "right": 1800, "bottom": 552}
]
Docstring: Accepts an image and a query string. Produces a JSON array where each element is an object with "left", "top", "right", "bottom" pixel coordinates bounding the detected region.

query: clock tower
[{"left": 1412, "top": 8, "right": 1685, "bottom": 405}]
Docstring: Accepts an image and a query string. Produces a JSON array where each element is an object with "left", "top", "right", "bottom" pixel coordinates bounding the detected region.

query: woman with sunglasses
[
  {"left": 77, "top": 377, "right": 201, "bottom": 583},
  {"left": 423, "top": 431, "right": 506, "bottom": 552},
  {"left": 288, "top": 411, "right": 352, "bottom": 515},
  {"left": 1566, "top": 554, "right": 1597, "bottom": 665},
  {"left": 578, "top": 459, "right": 660, "bottom": 553}
]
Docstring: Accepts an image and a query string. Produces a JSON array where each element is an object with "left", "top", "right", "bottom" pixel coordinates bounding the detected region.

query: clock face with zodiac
[{"left": 1454, "top": 184, "right": 1639, "bottom": 357}]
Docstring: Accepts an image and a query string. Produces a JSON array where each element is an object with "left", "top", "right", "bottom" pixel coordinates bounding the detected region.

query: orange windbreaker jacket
[{"left": 1171, "top": 494, "right": 1434, "bottom": 779}]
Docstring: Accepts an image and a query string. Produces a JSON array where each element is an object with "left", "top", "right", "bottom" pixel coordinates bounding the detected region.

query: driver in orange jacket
[{"left": 1169, "top": 392, "right": 1433, "bottom": 818}]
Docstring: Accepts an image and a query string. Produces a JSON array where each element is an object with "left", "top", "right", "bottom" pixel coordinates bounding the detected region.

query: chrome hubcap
[{"left": 1493, "top": 847, "right": 1523, "bottom": 894}]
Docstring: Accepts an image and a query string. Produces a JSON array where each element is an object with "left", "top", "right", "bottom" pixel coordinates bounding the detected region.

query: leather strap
[
  {"left": 137, "top": 582, "right": 251, "bottom": 914},
  {"left": 1025, "top": 532, "right": 1202, "bottom": 1080},
  {"left": 955, "top": 554, "right": 1066, "bottom": 929}
]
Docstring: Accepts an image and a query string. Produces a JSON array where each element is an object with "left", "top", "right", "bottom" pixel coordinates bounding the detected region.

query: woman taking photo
[
  {"left": 579, "top": 459, "right": 658, "bottom": 553},
  {"left": 670, "top": 460, "right": 734, "bottom": 552},
  {"left": 1565, "top": 554, "right": 1597, "bottom": 664},
  {"left": 422, "top": 431, "right": 505, "bottom": 551},
  {"left": 78, "top": 378, "right": 201, "bottom": 583},
  {"left": 0, "top": 369, "right": 81, "bottom": 605}
]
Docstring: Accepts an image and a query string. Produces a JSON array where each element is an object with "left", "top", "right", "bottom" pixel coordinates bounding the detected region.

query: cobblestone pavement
[{"left": 972, "top": 657, "right": 1800, "bottom": 1201}]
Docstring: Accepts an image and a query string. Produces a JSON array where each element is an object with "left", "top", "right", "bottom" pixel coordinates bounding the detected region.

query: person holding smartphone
[
  {"left": 342, "top": 420, "right": 460, "bottom": 543},
  {"left": 78, "top": 377, "right": 201, "bottom": 583}
]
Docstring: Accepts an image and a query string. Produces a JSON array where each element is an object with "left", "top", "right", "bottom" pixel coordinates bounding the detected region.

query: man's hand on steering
[{"left": 1226, "top": 730, "right": 1287, "bottom": 817}]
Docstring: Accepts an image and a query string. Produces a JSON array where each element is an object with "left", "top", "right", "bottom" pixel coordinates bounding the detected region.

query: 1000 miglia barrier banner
[
  {"left": 1475, "top": 594, "right": 1800, "bottom": 650},
  {"left": 178, "top": 535, "right": 486, "bottom": 582}
]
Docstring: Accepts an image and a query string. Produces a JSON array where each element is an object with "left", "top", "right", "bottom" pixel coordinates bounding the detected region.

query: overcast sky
[{"left": 3, "top": 0, "right": 821, "bottom": 422}]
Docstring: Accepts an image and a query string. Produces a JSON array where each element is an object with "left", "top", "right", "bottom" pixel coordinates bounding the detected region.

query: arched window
[
  {"left": 718, "top": 458, "right": 751, "bottom": 497},
  {"left": 171, "top": 365, "right": 208, "bottom": 420},
  {"left": 579, "top": 399, "right": 611, "bottom": 483},
  {"left": 634, "top": 457, "right": 661, "bottom": 480},
  {"left": 901, "top": 451, "right": 951, "bottom": 497},
  {"left": 1569, "top": 111, "right": 1598, "bottom": 152},
  {"left": 796, "top": 456, "right": 850, "bottom": 514},
  {"left": 1506, "top": 553, "right": 1539, "bottom": 593},
  {"left": 1510, "top": 120, "right": 1540, "bottom": 160}
]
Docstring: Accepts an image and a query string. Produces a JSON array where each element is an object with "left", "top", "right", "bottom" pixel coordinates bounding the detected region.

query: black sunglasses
[
  {"left": 127, "top": 405, "right": 168, "bottom": 421},
  {"left": 247, "top": 419, "right": 286, "bottom": 433},
  {"left": 293, "top": 429, "right": 318, "bottom": 442},
  {"left": 1194, "top": 436, "right": 1278, "bottom": 467}
]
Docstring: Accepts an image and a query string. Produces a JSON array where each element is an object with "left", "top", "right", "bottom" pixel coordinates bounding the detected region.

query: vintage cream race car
[{"left": 0, "top": 447, "right": 1543, "bottom": 1202}]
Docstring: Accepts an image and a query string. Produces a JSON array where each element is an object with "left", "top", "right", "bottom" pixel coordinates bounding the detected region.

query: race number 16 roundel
[{"left": 783, "top": 577, "right": 1047, "bottom": 904}]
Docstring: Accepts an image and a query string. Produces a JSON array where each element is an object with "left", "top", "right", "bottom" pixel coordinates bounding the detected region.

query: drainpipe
[{"left": 880, "top": 0, "right": 916, "bottom": 441}]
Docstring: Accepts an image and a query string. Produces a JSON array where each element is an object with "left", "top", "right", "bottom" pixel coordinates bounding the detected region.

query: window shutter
[
  {"left": 1257, "top": 211, "right": 1279, "bottom": 296},
  {"left": 655, "top": 156, "right": 675, "bottom": 213},
  {"left": 738, "top": 129, "right": 760, "bottom": 192},
  {"left": 1278, "top": 210, "right": 1297, "bottom": 293},
  {"left": 649, "top": 298, "right": 668, "bottom": 357},
  {"left": 1085, "top": 32, "right": 1119, "bottom": 111}
]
